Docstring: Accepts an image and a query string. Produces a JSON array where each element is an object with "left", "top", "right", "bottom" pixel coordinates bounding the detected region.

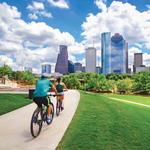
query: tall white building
[{"left": 86, "top": 47, "right": 96, "bottom": 73}]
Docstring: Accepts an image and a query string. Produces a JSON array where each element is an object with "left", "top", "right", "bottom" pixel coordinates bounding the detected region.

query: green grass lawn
[
  {"left": 0, "top": 94, "right": 32, "bottom": 115},
  {"left": 103, "top": 93, "right": 150, "bottom": 106},
  {"left": 57, "top": 91, "right": 150, "bottom": 150}
]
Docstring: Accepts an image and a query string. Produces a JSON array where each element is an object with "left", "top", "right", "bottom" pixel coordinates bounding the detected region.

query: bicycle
[
  {"left": 30, "top": 94, "right": 55, "bottom": 138},
  {"left": 56, "top": 96, "right": 62, "bottom": 116},
  {"left": 56, "top": 90, "right": 67, "bottom": 116}
]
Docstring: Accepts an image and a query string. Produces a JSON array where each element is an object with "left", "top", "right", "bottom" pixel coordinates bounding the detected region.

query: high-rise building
[
  {"left": 74, "top": 62, "right": 82, "bottom": 72},
  {"left": 68, "top": 60, "right": 74, "bottom": 73},
  {"left": 55, "top": 45, "right": 68, "bottom": 74},
  {"left": 101, "top": 32, "right": 128, "bottom": 74},
  {"left": 86, "top": 47, "right": 96, "bottom": 73},
  {"left": 25, "top": 67, "right": 32, "bottom": 72},
  {"left": 96, "top": 66, "right": 101, "bottom": 74},
  {"left": 133, "top": 53, "right": 143, "bottom": 73},
  {"left": 101, "top": 32, "right": 111, "bottom": 74},
  {"left": 82, "top": 66, "right": 85, "bottom": 72},
  {"left": 41, "top": 64, "right": 51, "bottom": 74},
  {"left": 111, "top": 33, "right": 127, "bottom": 74}
]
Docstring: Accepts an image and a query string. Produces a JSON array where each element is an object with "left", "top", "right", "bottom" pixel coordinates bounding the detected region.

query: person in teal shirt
[{"left": 33, "top": 74, "right": 58, "bottom": 123}]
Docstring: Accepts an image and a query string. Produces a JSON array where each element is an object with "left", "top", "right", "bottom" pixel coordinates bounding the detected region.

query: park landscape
[
  {"left": 0, "top": 66, "right": 150, "bottom": 149},
  {"left": 0, "top": 0, "right": 150, "bottom": 149}
]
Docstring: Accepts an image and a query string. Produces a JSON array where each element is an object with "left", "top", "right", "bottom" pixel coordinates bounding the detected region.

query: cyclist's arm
[
  {"left": 51, "top": 85, "right": 58, "bottom": 95},
  {"left": 63, "top": 83, "right": 68, "bottom": 91}
]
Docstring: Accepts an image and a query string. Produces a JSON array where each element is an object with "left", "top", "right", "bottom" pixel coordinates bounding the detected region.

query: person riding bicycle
[
  {"left": 54, "top": 77, "right": 68, "bottom": 110},
  {"left": 33, "top": 73, "right": 58, "bottom": 124}
]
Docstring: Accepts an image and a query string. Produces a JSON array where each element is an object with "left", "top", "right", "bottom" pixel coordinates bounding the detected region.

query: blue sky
[
  {"left": 0, "top": 0, "right": 149, "bottom": 42},
  {"left": 0, "top": 0, "right": 150, "bottom": 72}
]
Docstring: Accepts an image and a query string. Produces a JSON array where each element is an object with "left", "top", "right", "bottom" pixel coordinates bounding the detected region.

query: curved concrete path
[{"left": 0, "top": 90, "right": 80, "bottom": 150}]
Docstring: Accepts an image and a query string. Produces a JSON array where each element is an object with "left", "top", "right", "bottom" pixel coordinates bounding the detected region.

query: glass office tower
[
  {"left": 101, "top": 32, "right": 128, "bottom": 74},
  {"left": 101, "top": 32, "right": 111, "bottom": 74},
  {"left": 111, "top": 33, "right": 126, "bottom": 74}
]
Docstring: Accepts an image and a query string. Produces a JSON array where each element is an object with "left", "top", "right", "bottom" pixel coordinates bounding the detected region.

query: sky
[{"left": 0, "top": 0, "right": 150, "bottom": 73}]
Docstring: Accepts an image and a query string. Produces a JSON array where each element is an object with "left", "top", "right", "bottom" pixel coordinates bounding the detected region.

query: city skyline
[{"left": 0, "top": 0, "right": 150, "bottom": 73}]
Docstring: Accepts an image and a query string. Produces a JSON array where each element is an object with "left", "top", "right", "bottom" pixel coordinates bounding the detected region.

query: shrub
[{"left": 117, "top": 79, "right": 133, "bottom": 94}]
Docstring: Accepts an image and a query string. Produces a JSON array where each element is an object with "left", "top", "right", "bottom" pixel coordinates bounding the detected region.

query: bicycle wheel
[
  {"left": 30, "top": 107, "right": 43, "bottom": 137},
  {"left": 46, "top": 103, "right": 54, "bottom": 125},
  {"left": 56, "top": 100, "right": 61, "bottom": 116}
]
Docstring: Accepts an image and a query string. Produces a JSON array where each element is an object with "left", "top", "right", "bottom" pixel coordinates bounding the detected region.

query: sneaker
[
  {"left": 47, "top": 115, "right": 51, "bottom": 124},
  {"left": 61, "top": 107, "right": 64, "bottom": 111}
]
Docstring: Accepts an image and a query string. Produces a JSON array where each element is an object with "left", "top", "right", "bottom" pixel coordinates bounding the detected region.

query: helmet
[{"left": 41, "top": 73, "right": 49, "bottom": 79}]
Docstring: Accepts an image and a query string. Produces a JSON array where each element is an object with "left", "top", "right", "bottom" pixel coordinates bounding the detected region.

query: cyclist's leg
[
  {"left": 33, "top": 97, "right": 42, "bottom": 109},
  {"left": 42, "top": 96, "right": 51, "bottom": 116},
  {"left": 60, "top": 95, "right": 64, "bottom": 110}
]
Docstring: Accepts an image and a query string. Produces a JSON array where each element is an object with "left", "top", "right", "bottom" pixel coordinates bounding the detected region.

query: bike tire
[
  {"left": 30, "top": 107, "right": 43, "bottom": 138},
  {"left": 46, "top": 103, "right": 54, "bottom": 125}
]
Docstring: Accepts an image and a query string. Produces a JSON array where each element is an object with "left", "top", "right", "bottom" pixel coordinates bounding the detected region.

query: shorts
[
  {"left": 58, "top": 92, "right": 64, "bottom": 100},
  {"left": 33, "top": 96, "right": 51, "bottom": 108}
]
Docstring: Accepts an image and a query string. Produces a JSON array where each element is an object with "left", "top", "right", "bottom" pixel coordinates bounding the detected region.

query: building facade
[
  {"left": 74, "top": 62, "right": 82, "bottom": 72},
  {"left": 101, "top": 32, "right": 111, "bottom": 74},
  {"left": 55, "top": 45, "right": 68, "bottom": 74},
  {"left": 68, "top": 60, "right": 74, "bottom": 73},
  {"left": 25, "top": 67, "right": 32, "bottom": 72},
  {"left": 133, "top": 53, "right": 143, "bottom": 73},
  {"left": 111, "top": 33, "right": 127, "bottom": 74},
  {"left": 86, "top": 47, "right": 96, "bottom": 73},
  {"left": 101, "top": 32, "right": 128, "bottom": 74},
  {"left": 41, "top": 64, "right": 51, "bottom": 74}
]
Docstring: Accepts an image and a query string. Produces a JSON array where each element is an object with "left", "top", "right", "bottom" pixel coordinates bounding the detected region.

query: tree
[
  {"left": 132, "top": 71, "right": 150, "bottom": 94},
  {"left": 0, "top": 65, "right": 13, "bottom": 79},
  {"left": 117, "top": 79, "right": 133, "bottom": 94}
]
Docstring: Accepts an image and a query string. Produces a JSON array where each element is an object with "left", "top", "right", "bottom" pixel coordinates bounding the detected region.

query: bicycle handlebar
[{"left": 48, "top": 94, "right": 63, "bottom": 97}]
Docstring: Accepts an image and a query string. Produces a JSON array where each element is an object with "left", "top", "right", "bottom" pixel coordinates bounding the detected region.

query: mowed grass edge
[
  {"left": 0, "top": 94, "right": 32, "bottom": 115},
  {"left": 57, "top": 91, "right": 150, "bottom": 150}
]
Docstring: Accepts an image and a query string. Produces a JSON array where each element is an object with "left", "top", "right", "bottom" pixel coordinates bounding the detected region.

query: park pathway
[{"left": 0, "top": 90, "right": 80, "bottom": 150}]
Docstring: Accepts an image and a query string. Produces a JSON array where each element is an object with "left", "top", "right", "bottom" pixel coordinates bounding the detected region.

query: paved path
[{"left": 0, "top": 90, "right": 80, "bottom": 150}]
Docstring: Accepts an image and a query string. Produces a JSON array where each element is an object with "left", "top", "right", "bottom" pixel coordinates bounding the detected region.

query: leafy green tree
[
  {"left": 62, "top": 74, "right": 81, "bottom": 89},
  {"left": 22, "top": 71, "right": 36, "bottom": 85},
  {"left": 117, "top": 79, "right": 133, "bottom": 94},
  {"left": 132, "top": 71, "right": 150, "bottom": 94},
  {"left": 0, "top": 65, "right": 13, "bottom": 79}
]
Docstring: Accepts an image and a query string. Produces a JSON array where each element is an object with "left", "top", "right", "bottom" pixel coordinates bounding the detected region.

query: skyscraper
[
  {"left": 133, "top": 53, "right": 143, "bottom": 73},
  {"left": 101, "top": 32, "right": 128, "bottom": 74},
  {"left": 86, "top": 47, "right": 96, "bottom": 73},
  {"left": 55, "top": 45, "right": 68, "bottom": 74},
  {"left": 74, "top": 62, "right": 82, "bottom": 72},
  {"left": 42, "top": 64, "right": 51, "bottom": 74},
  {"left": 101, "top": 32, "right": 111, "bottom": 74},
  {"left": 111, "top": 33, "right": 127, "bottom": 74},
  {"left": 68, "top": 60, "right": 74, "bottom": 73}
]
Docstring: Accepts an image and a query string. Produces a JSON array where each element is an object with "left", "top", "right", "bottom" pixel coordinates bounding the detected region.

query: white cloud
[
  {"left": 27, "top": 1, "right": 44, "bottom": 11},
  {"left": 0, "top": 55, "right": 14, "bottom": 67},
  {"left": 81, "top": 1, "right": 150, "bottom": 68},
  {"left": 27, "top": 1, "right": 52, "bottom": 20},
  {"left": 82, "top": 1, "right": 150, "bottom": 48},
  {"left": 0, "top": 2, "right": 83, "bottom": 72},
  {"left": 146, "top": 5, "right": 150, "bottom": 9},
  {"left": 39, "top": 11, "right": 52, "bottom": 18},
  {"left": 28, "top": 13, "right": 38, "bottom": 20},
  {"left": 95, "top": 0, "right": 107, "bottom": 12},
  {"left": 48, "top": 0, "right": 69, "bottom": 9}
]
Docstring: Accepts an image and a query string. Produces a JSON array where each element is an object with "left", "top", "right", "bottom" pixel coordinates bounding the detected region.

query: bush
[
  {"left": 132, "top": 71, "right": 150, "bottom": 94},
  {"left": 117, "top": 79, "right": 133, "bottom": 94}
]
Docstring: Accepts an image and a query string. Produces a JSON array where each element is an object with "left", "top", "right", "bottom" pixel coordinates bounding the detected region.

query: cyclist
[
  {"left": 33, "top": 73, "right": 58, "bottom": 124},
  {"left": 54, "top": 77, "right": 68, "bottom": 110}
]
